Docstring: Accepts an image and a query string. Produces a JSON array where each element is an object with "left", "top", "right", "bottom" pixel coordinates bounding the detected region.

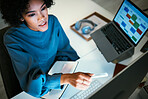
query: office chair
[{"left": 0, "top": 26, "right": 22, "bottom": 98}]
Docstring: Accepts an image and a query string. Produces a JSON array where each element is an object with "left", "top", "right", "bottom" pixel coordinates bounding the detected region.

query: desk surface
[{"left": 11, "top": 0, "right": 147, "bottom": 99}]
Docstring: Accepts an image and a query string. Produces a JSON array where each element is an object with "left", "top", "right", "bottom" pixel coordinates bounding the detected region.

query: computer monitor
[{"left": 87, "top": 52, "right": 148, "bottom": 99}]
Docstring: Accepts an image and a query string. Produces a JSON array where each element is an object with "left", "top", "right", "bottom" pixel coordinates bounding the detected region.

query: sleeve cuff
[{"left": 45, "top": 73, "right": 63, "bottom": 90}]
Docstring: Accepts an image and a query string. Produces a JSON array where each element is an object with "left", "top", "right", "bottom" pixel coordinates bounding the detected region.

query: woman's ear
[{"left": 20, "top": 18, "right": 24, "bottom": 22}]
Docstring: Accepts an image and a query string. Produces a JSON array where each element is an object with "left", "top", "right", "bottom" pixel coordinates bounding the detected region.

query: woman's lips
[{"left": 39, "top": 21, "right": 47, "bottom": 27}]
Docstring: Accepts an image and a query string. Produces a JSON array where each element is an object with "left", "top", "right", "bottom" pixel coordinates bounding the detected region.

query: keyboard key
[
  {"left": 101, "top": 24, "right": 131, "bottom": 54},
  {"left": 70, "top": 80, "right": 102, "bottom": 99}
]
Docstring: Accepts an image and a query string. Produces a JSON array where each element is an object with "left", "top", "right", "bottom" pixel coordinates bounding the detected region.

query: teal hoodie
[{"left": 4, "top": 15, "right": 79, "bottom": 97}]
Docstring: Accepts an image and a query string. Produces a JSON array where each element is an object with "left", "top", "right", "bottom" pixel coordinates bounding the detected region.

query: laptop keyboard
[
  {"left": 70, "top": 80, "right": 102, "bottom": 99},
  {"left": 101, "top": 24, "right": 131, "bottom": 54}
]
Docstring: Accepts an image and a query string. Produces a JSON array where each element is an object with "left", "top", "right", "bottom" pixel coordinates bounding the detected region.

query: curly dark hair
[{"left": 0, "top": 0, "right": 54, "bottom": 27}]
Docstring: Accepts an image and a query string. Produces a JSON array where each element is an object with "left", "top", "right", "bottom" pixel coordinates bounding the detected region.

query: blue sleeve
[
  {"left": 4, "top": 34, "right": 63, "bottom": 98},
  {"left": 53, "top": 16, "right": 80, "bottom": 61}
]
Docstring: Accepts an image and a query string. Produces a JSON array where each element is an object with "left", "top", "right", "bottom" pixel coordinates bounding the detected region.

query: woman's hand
[{"left": 61, "top": 72, "right": 94, "bottom": 90}]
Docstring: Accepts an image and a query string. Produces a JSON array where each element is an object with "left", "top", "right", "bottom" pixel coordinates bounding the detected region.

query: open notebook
[{"left": 42, "top": 61, "right": 78, "bottom": 99}]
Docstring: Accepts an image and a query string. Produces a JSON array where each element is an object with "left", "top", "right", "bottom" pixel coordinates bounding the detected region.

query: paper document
[{"left": 61, "top": 62, "right": 78, "bottom": 73}]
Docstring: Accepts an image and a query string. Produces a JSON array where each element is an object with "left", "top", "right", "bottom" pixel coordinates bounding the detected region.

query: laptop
[{"left": 91, "top": 0, "right": 148, "bottom": 63}]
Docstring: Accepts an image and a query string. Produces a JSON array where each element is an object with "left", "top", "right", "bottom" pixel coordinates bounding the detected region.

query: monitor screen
[
  {"left": 87, "top": 52, "right": 148, "bottom": 99},
  {"left": 114, "top": 0, "right": 148, "bottom": 45}
]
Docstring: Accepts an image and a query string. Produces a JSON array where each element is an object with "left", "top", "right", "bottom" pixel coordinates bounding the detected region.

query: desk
[
  {"left": 49, "top": 0, "right": 114, "bottom": 58},
  {"left": 11, "top": 0, "right": 147, "bottom": 99},
  {"left": 61, "top": 49, "right": 115, "bottom": 99}
]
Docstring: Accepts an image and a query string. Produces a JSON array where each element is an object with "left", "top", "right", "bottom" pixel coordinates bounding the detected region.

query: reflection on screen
[{"left": 114, "top": 0, "right": 148, "bottom": 44}]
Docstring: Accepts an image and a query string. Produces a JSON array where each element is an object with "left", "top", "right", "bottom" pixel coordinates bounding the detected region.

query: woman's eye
[
  {"left": 28, "top": 13, "right": 35, "bottom": 17},
  {"left": 41, "top": 6, "right": 46, "bottom": 11}
]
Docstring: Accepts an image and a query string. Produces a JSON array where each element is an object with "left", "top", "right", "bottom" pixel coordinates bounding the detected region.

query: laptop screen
[{"left": 114, "top": 0, "right": 148, "bottom": 45}]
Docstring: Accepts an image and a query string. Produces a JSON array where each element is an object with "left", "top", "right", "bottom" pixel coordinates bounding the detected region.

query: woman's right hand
[{"left": 61, "top": 72, "right": 94, "bottom": 90}]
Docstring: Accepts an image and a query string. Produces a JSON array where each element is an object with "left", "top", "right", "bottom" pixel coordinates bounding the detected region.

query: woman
[{"left": 0, "top": 0, "right": 93, "bottom": 97}]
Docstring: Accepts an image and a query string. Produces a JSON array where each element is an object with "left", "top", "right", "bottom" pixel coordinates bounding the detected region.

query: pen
[{"left": 91, "top": 73, "right": 108, "bottom": 78}]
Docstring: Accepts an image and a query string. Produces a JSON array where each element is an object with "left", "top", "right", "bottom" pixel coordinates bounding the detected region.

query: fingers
[
  {"left": 61, "top": 72, "right": 94, "bottom": 90},
  {"left": 71, "top": 81, "right": 89, "bottom": 90},
  {"left": 79, "top": 72, "right": 93, "bottom": 82},
  {"left": 82, "top": 79, "right": 90, "bottom": 85},
  {"left": 68, "top": 72, "right": 94, "bottom": 90},
  {"left": 87, "top": 73, "right": 95, "bottom": 77}
]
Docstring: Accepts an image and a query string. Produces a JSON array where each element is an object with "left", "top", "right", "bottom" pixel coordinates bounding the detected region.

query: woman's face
[{"left": 22, "top": 0, "right": 48, "bottom": 32}]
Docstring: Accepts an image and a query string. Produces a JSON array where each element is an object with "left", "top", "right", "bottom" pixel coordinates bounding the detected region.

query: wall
[
  {"left": 0, "top": 13, "right": 8, "bottom": 29},
  {"left": 92, "top": 0, "right": 148, "bottom": 15}
]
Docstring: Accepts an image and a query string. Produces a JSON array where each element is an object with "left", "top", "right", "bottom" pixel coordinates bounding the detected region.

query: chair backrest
[{"left": 0, "top": 26, "right": 22, "bottom": 98}]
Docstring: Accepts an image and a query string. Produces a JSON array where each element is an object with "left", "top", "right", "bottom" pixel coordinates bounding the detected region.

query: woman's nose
[{"left": 38, "top": 13, "right": 44, "bottom": 21}]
